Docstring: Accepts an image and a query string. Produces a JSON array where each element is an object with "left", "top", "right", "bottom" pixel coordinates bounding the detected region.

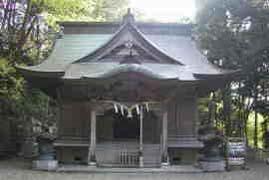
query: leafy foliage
[
  {"left": 0, "top": 58, "right": 24, "bottom": 100},
  {"left": 43, "top": 0, "right": 129, "bottom": 27},
  {"left": 0, "top": 0, "right": 129, "bottom": 154},
  {"left": 196, "top": 0, "right": 269, "bottom": 148}
]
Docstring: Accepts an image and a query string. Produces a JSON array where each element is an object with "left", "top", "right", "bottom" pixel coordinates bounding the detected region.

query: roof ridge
[{"left": 57, "top": 21, "right": 194, "bottom": 27}]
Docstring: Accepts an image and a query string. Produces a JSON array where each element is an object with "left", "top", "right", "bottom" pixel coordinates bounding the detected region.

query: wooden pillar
[
  {"left": 139, "top": 107, "right": 144, "bottom": 167},
  {"left": 56, "top": 88, "right": 63, "bottom": 138},
  {"left": 88, "top": 109, "right": 97, "bottom": 165},
  {"left": 194, "top": 93, "right": 199, "bottom": 136},
  {"left": 161, "top": 110, "right": 169, "bottom": 166}
]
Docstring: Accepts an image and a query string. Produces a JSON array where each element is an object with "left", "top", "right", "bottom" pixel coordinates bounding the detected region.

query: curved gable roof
[
  {"left": 73, "top": 19, "right": 183, "bottom": 65},
  {"left": 18, "top": 11, "right": 235, "bottom": 81}
]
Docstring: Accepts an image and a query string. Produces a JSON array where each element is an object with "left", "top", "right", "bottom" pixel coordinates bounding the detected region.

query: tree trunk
[
  {"left": 254, "top": 85, "right": 258, "bottom": 149},
  {"left": 254, "top": 109, "right": 258, "bottom": 149},
  {"left": 223, "top": 84, "right": 232, "bottom": 136}
]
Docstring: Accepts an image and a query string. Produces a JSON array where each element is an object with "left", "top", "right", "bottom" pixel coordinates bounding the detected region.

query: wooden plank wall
[
  {"left": 168, "top": 97, "right": 197, "bottom": 136},
  {"left": 58, "top": 102, "right": 161, "bottom": 143},
  {"left": 143, "top": 111, "right": 161, "bottom": 143},
  {"left": 58, "top": 101, "right": 90, "bottom": 139},
  {"left": 58, "top": 97, "right": 197, "bottom": 140}
]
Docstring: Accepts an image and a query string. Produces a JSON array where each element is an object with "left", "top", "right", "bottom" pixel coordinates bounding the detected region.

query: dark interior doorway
[
  {"left": 112, "top": 110, "right": 139, "bottom": 140},
  {"left": 97, "top": 109, "right": 140, "bottom": 141},
  {"left": 97, "top": 109, "right": 160, "bottom": 143}
]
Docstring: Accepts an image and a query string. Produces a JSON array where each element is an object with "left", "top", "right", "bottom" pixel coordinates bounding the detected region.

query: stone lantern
[{"left": 32, "top": 132, "right": 58, "bottom": 171}]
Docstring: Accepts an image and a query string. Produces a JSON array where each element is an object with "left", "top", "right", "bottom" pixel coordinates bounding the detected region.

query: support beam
[
  {"left": 161, "top": 110, "right": 169, "bottom": 166},
  {"left": 139, "top": 107, "right": 144, "bottom": 167},
  {"left": 88, "top": 109, "right": 97, "bottom": 166}
]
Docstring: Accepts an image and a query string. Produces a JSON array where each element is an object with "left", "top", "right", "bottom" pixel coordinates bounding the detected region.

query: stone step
[{"left": 57, "top": 164, "right": 203, "bottom": 173}]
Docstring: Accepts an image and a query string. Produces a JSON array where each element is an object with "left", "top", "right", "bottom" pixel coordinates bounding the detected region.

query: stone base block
[
  {"left": 33, "top": 160, "right": 58, "bottom": 171},
  {"left": 199, "top": 161, "right": 226, "bottom": 172},
  {"left": 161, "top": 162, "right": 170, "bottom": 168},
  {"left": 88, "top": 161, "right": 97, "bottom": 166}
]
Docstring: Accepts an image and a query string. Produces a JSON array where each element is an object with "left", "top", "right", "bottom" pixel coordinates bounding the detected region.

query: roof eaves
[
  {"left": 193, "top": 69, "right": 241, "bottom": 80},
  {"left": 16, "top": 65, "right": 64, "bottom": 78}
]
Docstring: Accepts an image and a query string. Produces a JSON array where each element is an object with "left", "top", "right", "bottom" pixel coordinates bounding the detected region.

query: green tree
[
  {"left": 0, "top": 0, "right": 129, "bottom": 154},
  {"left": 91, "top": 0, "right": 129, "bottom": 21},
  {"left": 196, "top": 0, "right": 269, "bottom": 148}
]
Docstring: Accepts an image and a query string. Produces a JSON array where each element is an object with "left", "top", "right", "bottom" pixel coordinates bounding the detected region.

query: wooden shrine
[{"left": 19, "top": 10, "right": 235, "bottom": 168}]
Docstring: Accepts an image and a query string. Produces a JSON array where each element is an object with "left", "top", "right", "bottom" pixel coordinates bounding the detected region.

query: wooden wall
[
  {"left": 58, "top": 101, "right": 90, "bottom": 139},
  {"left": 96, "top": 113, "right": 114, "bottom": 141},
  {"left": 143, "top": 111, "right": 161, "bottom": 143},
  {"left": 56, "top": 99, "right": 199, "bottom": 165},
  {"left": 168, "top": 97, "right": 198, "bottom": 136},
  {"left": 57, "top": 97, "right": 198, "bottom": 140}
]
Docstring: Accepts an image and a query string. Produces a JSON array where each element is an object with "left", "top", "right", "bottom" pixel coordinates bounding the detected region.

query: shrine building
[{"left": 19, "top": 10, "right": 235, "bottom": 168}]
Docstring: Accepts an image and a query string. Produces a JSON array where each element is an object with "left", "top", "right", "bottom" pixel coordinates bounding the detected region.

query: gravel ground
[{"left": 0, "top": 159, "right": 268, "bottom": 180}]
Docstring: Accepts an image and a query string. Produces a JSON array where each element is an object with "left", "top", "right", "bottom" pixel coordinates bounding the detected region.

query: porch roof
[{"left": 63, "top": 63, "right": 196, "bottom": 81}]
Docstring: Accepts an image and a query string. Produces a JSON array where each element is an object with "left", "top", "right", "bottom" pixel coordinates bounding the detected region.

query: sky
[{"left": 130, "top": 0, "right": 196, "bottom": 22}]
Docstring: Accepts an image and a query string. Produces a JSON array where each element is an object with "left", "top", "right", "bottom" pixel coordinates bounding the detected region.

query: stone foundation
[
  {"left": 33, "top": 160, "right": 58, "bottom": 171},
  {"left": 199, "top": 161, "right": 226, "bottom": 172}
]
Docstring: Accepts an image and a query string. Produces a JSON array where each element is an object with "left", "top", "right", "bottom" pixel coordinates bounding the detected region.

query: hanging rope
[{"left": 111, "top": 101, "right": 155, "bottom": 119}]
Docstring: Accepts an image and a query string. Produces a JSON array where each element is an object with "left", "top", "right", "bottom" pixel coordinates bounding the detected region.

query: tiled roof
[{"left": 18, "top": 13, "right": 235, "bottom": 81}]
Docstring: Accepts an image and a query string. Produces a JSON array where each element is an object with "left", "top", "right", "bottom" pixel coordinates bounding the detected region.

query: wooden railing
[
  {"left": 96, "top": 142, "right": 161, "bottom": 167},
  {"left": 119, "top": 150, "right": 139, "bottom": 165}
]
